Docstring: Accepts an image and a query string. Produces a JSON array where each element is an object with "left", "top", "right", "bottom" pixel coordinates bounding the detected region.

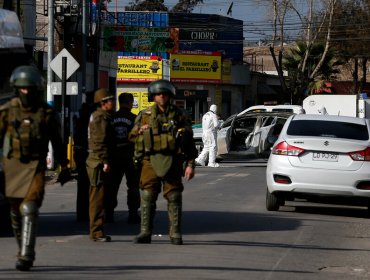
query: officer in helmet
[
  {"left": 129, "top": 79, "right": 198, "bottom": 245},
  {"left": 86, "top": 88, "right": 115, "bottom": 242},
  {"left": 0, "top": 65, "right": 70, "bottom": 271}
]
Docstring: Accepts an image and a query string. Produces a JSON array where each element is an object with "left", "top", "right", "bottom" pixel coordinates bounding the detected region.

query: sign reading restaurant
[
  {"left": 170, "top": 52, "right": 222, "bottom": 83},
  {"left": 117, "top": 56, "right": 163, "bottom": 82}
]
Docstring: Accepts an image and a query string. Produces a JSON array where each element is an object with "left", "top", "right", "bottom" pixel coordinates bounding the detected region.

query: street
[{"left": 1, "top": 162, "right": 370, "bottom": 279}]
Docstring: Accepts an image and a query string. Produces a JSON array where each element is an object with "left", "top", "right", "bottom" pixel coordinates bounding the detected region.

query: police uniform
[
  {"left": 105, "top": 97, "right": 140, "bottom": 223},
  {"left": 129, "top": 80, "right": 197, "bottom": 245},
  {"left": 86, "top": 89, "right": 115, "bottom": 242},
  {"left": 0, "top": 65, "right": 69, "bottom": 271}
]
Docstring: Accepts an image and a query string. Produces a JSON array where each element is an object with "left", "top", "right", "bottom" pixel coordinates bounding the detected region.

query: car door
[
  {"left": 217, "top": 115, "right": 236, "bottom": 155},
  {"left": 252, "top": 116, "right": 279, "bottom": 155}
]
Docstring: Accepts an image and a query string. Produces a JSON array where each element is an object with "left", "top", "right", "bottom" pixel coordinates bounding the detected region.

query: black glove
[{"left": 57, "top": 167, "right": 72, "bottom": 186}]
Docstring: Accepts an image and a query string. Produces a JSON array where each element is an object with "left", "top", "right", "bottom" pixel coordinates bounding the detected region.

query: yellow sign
[
  {"left": 170, "top": 53, "right": 221, "bottom": 83},
  {"left": 117, "top": 56, "right": 163, "bottom": 82},
  {"left": 118, "top": 92, "right": 154, "bottom": 115},
  {"left": 222, "top": 59, "right": 232, "bottom": 83}
]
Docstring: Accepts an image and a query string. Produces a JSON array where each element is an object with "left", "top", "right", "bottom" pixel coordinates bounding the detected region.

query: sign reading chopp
[{"left": 170, "top": 52, "right": 221, "bottom": 83}]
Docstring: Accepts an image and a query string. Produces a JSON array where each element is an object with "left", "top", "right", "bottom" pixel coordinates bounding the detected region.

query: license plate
[{"left": 312, "top": 152, "right": 338, "bottom": 162}]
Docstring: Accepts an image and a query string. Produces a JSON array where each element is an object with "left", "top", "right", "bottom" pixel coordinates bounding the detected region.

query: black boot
[
  {"left": 133, "top": 191, "right": 155, "bottom": 244},
  {"left": 15, "top": 259, "right": 33, "bottom": 271}
]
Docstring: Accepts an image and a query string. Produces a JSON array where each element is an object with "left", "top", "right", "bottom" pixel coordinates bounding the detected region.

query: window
[{"left": 287, "top": 120, "right": 369, "bottom": 140}]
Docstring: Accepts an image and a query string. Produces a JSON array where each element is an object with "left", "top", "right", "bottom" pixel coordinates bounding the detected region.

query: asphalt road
[{"left": 1, "top": 162, "right": 370, "bottom": 279}]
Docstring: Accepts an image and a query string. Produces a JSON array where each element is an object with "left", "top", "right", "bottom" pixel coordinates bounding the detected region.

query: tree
[
  {"left": 125, "top": 0, "right": 203, "bottom": 12},
  {"left": 125, "top": 0, "right": 168, "bottom": 11},
  {"left": 283, "top": 41, "right": 343, "bottom": 96},
  {"left": 170, "top": 0, "right": 204, "bottom": 13},
  {"left": 328, "top": 0, "right": 370, "bottom": 94}
]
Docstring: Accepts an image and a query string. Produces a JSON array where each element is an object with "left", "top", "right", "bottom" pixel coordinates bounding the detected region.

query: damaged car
[{"left": 217, "top": 111, "right": 294, "bottom": 159}]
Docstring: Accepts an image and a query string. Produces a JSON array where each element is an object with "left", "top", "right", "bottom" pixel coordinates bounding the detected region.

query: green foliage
[
  {"left": 125, "top": 0, "right": 203, "bottom": 13},
  {"left": 283, "top": 41, "right": 343, "bottom": 97},
  {"left": 125, "top": 0, "right": 168, "bottom": 11},
  {"left": 171, "top": 0, "right": 204, "bottom": 13}
]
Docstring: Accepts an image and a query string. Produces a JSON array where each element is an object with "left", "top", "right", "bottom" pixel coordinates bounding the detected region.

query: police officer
[
  {"left": 105, "top": 93, "right": 140, "bottom": 223},
  {"left": 0, "top": 65, "right": 70, "bottom": 271},
  {"left": 86, "top": 88, "right": 115, "bottom": 242},
  {"left": 129, "top": 79, "right": 198, "bottom": 245}
]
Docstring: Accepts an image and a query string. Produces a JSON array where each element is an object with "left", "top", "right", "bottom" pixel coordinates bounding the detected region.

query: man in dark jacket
[
  {"left": 105, "top": 93, "right": 140, "bottom": 223},
  {"left": 86, "top": 88, "right": 115, "bottom": 242}
]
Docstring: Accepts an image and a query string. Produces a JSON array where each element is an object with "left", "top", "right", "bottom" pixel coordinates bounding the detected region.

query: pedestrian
[
  {"left": 0, "top": 65, "right": 71, "bottom": 271},
  {"left": 105, "top": 92, "right": 140, "bottom": 224},
  {"left": 86, "top": 88, "right": 115, "bottom": 242},
  {"left": 195, "top": 104, "right": 220, "bottom": 167},
  {"left": 73, "top": 103, "right": 90, "bottom": 222},
  {"left": 129, "top": 79, "right": 198, "bottom": 245}
]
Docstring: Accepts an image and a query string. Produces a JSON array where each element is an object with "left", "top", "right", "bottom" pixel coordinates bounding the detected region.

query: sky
[{"left": 106, "top": 0, "right": 315, "bottom": 43}]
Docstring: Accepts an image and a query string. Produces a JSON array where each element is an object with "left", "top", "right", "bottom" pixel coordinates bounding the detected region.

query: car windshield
[{"left": 287, "top": 120, "right": 369, "bottom": 140}]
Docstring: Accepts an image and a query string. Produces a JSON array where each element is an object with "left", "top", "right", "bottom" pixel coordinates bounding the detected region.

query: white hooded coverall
[{"left": 196, "top": 104, "right": 220, "bottom": 167}]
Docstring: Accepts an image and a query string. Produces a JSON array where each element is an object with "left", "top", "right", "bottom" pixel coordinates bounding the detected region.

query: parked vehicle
[
  {"left": 218, "top": 111, "right": 293, "bottom": 159},
  {"left": 237, "top": 104, "right": 304, "bottom": 115},
  {"left": 266, "top": 114, "right": 370, "bottom": 212}
]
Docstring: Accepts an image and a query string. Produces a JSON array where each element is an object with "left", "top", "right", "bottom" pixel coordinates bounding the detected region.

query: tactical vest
[
  {"left": 3, "top": 98, "right": 49, "bottom": 163},
  {"left": 135, "top": 105, "right": 181, "bottom": 157}
]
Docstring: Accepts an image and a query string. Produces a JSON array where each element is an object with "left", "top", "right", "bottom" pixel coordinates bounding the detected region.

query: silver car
[
  {"left": 266, "top": 114, "right": 370, "bottom": 211},
  {"left": 217, "top": 111, "right": 293, "bottom": 159}
]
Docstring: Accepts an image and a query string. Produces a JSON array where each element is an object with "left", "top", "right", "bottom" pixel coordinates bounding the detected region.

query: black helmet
[
  {"left": 10, "top": 65, "right": 45, "bottom": 90},
  {"left": 148, "top": 79, "right": 176, "bottom": 99},
  {"left": 94, "top": 88, "right": 114, "bottom": 104}
]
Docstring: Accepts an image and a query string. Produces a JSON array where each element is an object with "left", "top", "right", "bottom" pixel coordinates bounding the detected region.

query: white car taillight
[
  {"left": 272, "top": 141, "right": 304, "bottom": 156},
  {"left": 348, "top": 147, "right": 370, "bottom": 161}
]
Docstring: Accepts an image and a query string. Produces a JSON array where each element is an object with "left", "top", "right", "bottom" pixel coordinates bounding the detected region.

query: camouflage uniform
[
  {"left": 129, "top": 80, "right": 197, "bottom": 245},
  {"left": 0, "top": 65, "right": 69, "bottom": 271}
]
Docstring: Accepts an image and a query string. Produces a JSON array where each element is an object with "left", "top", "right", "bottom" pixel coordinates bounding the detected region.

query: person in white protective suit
[{"left": 195, "top": 104, "right": 220, "bottom": 167}]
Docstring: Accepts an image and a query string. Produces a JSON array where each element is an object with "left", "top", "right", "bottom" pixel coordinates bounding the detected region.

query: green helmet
[
  {"left": 10, "top": 65, "right": 45, "bottom": 90},
  {"left": 148, "top": 79, "right": 176, "bottom": 98},
  {"left": 94, "top": 88, "right": 114, "bottom": 103}
]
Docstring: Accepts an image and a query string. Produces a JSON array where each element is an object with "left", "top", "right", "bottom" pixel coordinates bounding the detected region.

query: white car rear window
[{"left": 287, "top": 120, "right": 369, "bottom": 140}]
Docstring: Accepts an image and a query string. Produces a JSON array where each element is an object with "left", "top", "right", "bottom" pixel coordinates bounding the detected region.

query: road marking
[{"left": 224, "top": 173, "right": 250, "bottom": 177}]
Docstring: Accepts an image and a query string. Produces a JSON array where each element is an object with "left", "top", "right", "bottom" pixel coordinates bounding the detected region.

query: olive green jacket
[{"left": 87, "top": 107, "right": 114, "bottom": 165}]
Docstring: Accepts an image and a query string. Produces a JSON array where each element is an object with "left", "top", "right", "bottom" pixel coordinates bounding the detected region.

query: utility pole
[
  {"left": 47, "top": 0, "right": 55, "bottom": 169},
  {"left": 47, "top": 0, "right": 55, "bottom": 106},
  {"left": 82, "top": 0, "right": 88, "bottom": 103}
]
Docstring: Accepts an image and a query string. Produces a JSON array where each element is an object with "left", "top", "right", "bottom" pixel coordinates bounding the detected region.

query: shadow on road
[{"left": 1, "top": 205, "right": 368, "bottom": 239}]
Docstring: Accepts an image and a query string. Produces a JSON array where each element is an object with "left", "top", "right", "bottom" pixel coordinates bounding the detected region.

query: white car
[
  {"left": 266, "top": 114, "right": 370, "bottom": 211},
  {"left": 217, "top": 111, "right": 293, "bottom": 159},
  {"left": 237, "top": 104, "right": 304, "bottom": 115}
]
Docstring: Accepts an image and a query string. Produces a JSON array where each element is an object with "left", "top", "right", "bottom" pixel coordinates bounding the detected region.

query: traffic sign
[
  {"left": 50, "top": 48, "right": 80, "bottom": 80},
  {"left": 50, "top": 82, "right": 78, "bottom": 95}
]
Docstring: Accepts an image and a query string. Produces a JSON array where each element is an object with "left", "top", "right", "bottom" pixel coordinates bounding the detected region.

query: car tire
[{"left": 266, "top": 188, "right": 282, "bottom": 211}]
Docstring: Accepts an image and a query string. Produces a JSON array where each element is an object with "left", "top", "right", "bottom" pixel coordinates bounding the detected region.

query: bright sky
[{"left": 106, "top": 0, "right": 315, "bottom": 43}]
